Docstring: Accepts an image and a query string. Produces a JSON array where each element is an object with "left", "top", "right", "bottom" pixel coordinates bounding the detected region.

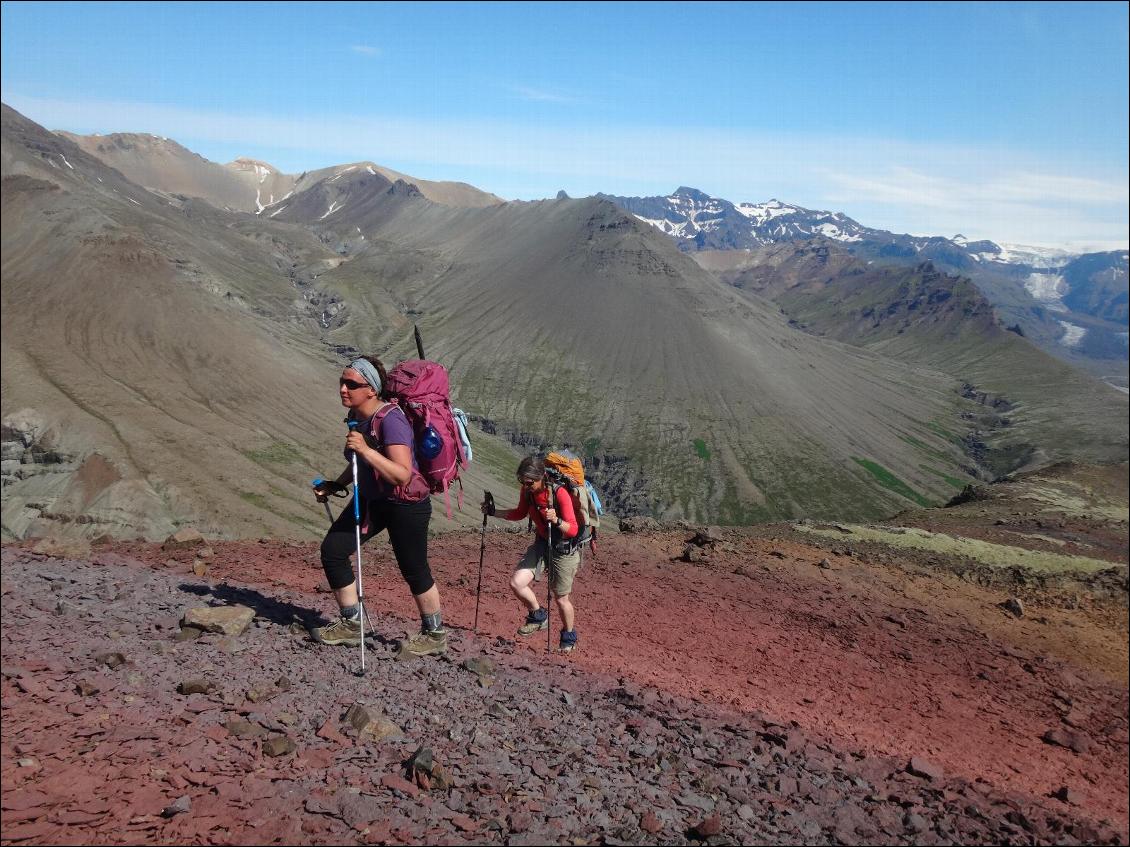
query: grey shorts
[{"left": 518, "top": 537, "right": 581, "bottom": 597}]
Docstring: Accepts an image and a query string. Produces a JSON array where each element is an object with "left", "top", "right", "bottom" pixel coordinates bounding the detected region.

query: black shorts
[{"left": 320, "top": 497, "right": 433, "bottom": 596}]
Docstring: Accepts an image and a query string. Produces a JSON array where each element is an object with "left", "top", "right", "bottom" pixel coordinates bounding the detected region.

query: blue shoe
[{"left": 559, "top": 629, "right": 578, "bottom": 653}]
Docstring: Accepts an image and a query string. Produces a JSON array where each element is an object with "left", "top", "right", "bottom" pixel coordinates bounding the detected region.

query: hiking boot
[
  {"left": 559, "top": 629, "right": 578, "bottom": 653},
  {"left": 517, "top": 608, "right": 549, "bottom": 636},
  {"left": 312, "top": 615, "right": 362, "bottom": 647},
  {"left": 397, "top": 628, "right": 448, "bottom": 659}
]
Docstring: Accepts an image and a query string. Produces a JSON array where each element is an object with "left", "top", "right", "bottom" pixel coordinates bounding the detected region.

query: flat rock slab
[{"left": 182, "top": 605, "right": 254, "bottom": 636}]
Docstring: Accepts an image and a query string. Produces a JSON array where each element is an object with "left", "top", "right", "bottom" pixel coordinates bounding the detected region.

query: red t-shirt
[{"left": 503, "top": 485, "right": 578, "bottom": 541}]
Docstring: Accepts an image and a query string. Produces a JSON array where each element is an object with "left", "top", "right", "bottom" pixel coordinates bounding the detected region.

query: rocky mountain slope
[
  {"left": 2, "top": 461, "right": 1126, "bottom": 844},
  {"left": 264, "top": 164, "right": 996, "bottom": 522},
  {"left": 2, "top": 104, "right": 521, "bottom": 542},
  {"left": 693, "top": 241, "right": 1128, "bottom": 476},
  {"left": 4, "top": 103, "right": 1002, "bottom": 537}
]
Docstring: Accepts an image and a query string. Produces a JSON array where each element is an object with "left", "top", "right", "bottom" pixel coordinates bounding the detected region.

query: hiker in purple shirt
[{"left": 310, "top": 355, "right": 447, "bottom": 659}]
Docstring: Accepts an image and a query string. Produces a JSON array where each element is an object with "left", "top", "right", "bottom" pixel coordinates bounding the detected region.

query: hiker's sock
[
  {"left": 421, "top": 611, "right": 443, "bottom": 633},
  {"left": 340, "top": 603, "right": 361, "bottom": 621}
]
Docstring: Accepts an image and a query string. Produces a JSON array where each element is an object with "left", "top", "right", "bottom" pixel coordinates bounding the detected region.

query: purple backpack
[{"left": 385, "top": 359, "right": 469, "bottom": 517}]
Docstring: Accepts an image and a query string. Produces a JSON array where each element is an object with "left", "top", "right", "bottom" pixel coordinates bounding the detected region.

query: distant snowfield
[
  {"left": 633, "top": 214, "right": 693, "bottom": 238},
  {"left": 995, "top": 243, "right": 1075, "bottom": 268},
  {"left": 736, "top": 200, "right": 799, "bottom": 224},
  {"left": 1058, "top": 320, "right": 1086, "bottom": 347},
  {"left": 815, "top": 222, "right": 862, "bottom": 242},
  {"left": 1025, "top": 273, "right": 1068, "bottom": 310}
]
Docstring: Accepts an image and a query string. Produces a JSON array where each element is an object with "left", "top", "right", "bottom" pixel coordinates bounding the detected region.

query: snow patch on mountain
[
  {"left": 1024, "top": 272, "right": 1068, "bottom": 310},
  {"left": 995, "top": 243, "right": 1077, "bottom": 269},
  {"left": 815, "top": 222, "right": 861, "bottom": 242},
  {"left": 633, "top": 215, "right": 695, "bottom": 238},
  {"left": 1058, "top": 321, "right": 1087, "bottom": 347},
  {"left": 736, "top": 199, "right": 802, "bottom": 223}
]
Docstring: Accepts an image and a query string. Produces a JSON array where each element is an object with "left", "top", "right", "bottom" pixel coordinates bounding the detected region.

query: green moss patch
[
  {"left": 852, "top": 458, "right": 933, "bottom": 507},
  {"left": 920, "top": 466, "right": 967, "bottom": 489},
  {"left": 243, "top": 442, "right": 305, "bottom": 467},
  {"left": 693, "top": 439, "right": 711, "bottom": 461},
  {"left": 926, "top": 420, "right": 962, "bottom": 444},
  {"left": 239, "top": 491, "right": 270, "bottom": 510}
]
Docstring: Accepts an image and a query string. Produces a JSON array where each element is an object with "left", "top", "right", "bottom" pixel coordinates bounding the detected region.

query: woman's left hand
[{"left": 544, "top": 507, "right": 558, "bottom": 524}]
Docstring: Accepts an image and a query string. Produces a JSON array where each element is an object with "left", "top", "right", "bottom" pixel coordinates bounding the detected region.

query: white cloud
[
  {"left": 5, "top": 93, "right": 1125, "bottom": 249},
  {"left": 818, "top": 165, "right": 1128, "bottom": 245},
  {"left": 349, "top": 45, "right": 380, "bottom": 57},
  {"left": 506, "top": 85, "right": 577, "bottom": 104}
]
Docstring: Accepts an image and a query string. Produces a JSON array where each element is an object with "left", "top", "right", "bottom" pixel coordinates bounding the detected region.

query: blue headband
[{"left": 347, "top": 359, "right": 382, "bottom": 396}]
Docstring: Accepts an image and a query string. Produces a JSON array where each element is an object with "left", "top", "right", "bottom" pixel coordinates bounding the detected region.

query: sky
[{"left": 2, "top": 1, "right": 1127, "bottom": 250}]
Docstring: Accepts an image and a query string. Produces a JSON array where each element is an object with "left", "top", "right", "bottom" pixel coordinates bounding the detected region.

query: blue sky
[{"left": 2, "top": 1, "right": 1127, "bottom": 249}]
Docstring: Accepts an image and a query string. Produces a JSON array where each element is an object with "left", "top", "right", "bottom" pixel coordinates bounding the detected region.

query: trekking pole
[
  {"left": 474, "top": 492, "right": 493, "bottom": 633},
  {"left": 545, "top": 478, "right": 555, "bottom": 654},
  {"left": 347, "top": 421, "right": 367, "bottom": 676},
  {"left": 311, "top": 478, "right": 335, "bottom": 524},
  {"left": 413, "top": 324, "right": 426, "bottom": 360}
]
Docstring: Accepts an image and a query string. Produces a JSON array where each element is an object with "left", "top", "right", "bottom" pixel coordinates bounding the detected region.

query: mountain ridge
[
  {"left": 58, "top": 130, "right": 505, "bottom": 213},
  {"left": 605, "top": 186, "right": 1129, "bottom": 388},
  {"left": 3, "top": 103, "right": 1126, "bottom": 539}
]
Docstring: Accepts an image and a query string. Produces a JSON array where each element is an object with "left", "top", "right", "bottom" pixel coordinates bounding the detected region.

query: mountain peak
[
  {"left": 227, "top": 157, "right": 280, "bottom": 176},
  {"left": 672, "top": 186, "right": 712, "bottom": 201}
]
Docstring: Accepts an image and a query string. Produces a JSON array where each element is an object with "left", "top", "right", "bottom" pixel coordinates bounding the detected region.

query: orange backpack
[{"left": 544, "top": 450, "right": 602, "bottom": 554}]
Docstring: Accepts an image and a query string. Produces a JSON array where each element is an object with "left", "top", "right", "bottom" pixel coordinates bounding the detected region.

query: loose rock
[
  {"left": 177, "top": 678, "right": 215, "bottom": 696},
  {"left": 907, "top": 757, "right": 944, "bottom": 782},
  {"left": 1042, "top": 728, "right": 1092, "bottom": 754},
  {"left": 181, "top": 605, "right": 255, "bottom": 636},
  {"left": 161, "top": 796, "right": 191, "bottom": 818},
  {"left": 261, "top": 735, "right": 296, "bottom": 757},
  {"left": 163, "top": 528, "right": 205, "bottom": 550},
  {"left": 1001, "top": 597, "right": 1025, "bottom": 618}
]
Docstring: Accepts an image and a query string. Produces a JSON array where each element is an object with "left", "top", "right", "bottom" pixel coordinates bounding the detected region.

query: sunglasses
[
  {"left": 339, "top": 378, "right": 370, "bottom": 391},
  {"left": 518, "top": 477, "right": 541, "bottom": 487}
]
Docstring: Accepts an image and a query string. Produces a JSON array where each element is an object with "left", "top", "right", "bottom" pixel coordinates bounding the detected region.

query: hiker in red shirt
[{"left": 483, "top": 456, "right": 581, "bottom": 652}]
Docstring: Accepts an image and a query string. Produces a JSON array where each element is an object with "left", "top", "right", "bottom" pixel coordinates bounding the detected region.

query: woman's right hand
[{"left": 313, "top": 480, "right": 345, "bottom": 503}]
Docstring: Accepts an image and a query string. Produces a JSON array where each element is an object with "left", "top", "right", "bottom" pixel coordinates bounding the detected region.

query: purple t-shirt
[{"left": 348, "top": 405, "right": 420, "bottom": 502}]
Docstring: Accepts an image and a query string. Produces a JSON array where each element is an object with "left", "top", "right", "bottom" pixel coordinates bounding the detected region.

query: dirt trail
[{"left": 2, "top": 530, "right": 1127, "bottom": 845}]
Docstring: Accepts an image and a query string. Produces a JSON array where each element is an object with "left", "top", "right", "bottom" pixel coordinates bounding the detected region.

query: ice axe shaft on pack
[{"left": 474, "top": 491, "right": 494, "bottom": 633}]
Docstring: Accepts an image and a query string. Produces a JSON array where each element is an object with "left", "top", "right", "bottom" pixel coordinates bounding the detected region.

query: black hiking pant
[{"left": 320, "top": 497, "right": 434, "bottom": 596}]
